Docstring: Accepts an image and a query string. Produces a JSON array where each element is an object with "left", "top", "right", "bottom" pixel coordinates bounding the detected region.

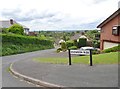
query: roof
[
  {"left": 71, "top": 33, "right": 81, "bottom": 40},
  {"left": 0, "top": 20, "right": 29, "bottom": 29},
  {"left": 97, "top": 8, "right": 120, "bottom": 28},
  {"left": 79, "top": 35, "right": 87, "bottom": 39},
  {"left": 59, "top": 39, "right": 65, "bottom": 43},
  {"left": 0, "top": 20, "right": 17, "bottom": 28}
]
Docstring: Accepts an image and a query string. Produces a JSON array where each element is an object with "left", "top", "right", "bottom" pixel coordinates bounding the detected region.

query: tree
[{"left": 7, "top": 24, "right": 24, "bottom": 35}]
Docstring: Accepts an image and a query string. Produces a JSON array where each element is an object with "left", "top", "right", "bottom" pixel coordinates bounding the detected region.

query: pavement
[{"left": 9, "top": 49, "right": 118, "bottom": 87}]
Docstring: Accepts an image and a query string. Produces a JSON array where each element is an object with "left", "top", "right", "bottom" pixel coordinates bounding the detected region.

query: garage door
[{"left": 103, "top": 41, "right": 119, "bottom": 50}]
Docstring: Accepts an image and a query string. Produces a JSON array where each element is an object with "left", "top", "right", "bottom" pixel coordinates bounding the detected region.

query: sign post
[
  {"left": 68, "top": 49, "right": 72, "bottom": 65},
  {"left": 68, "top": 49, "right": 93, "bottom": 66},
  {"left": 89, "top": 49, "right": 93, "bottom": 66}
]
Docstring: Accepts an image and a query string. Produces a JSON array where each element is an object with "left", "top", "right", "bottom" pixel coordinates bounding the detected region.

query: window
[{"left": 112, "top": 26, "right": 119, "bottom": 36}]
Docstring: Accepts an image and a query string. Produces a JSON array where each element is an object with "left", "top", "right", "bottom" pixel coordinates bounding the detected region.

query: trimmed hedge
[
  {"left": 2, "top": 34, "right": 53, "bottom": 46},
  {"left": 68, "top": 46, "right": 77, "bottom": 50},
  {"left": 78, "top": 38, "right": 87, "bottom": 48},
  {"left": 102, "top": 45, "right": 120, "bottom": 53},
  {"left": 1, "top": 34, "right": 54, "bottom": 56}
]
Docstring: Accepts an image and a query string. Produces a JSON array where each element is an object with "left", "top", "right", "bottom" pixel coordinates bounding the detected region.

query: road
[
  {"left": 2, "top": 49, "right": 61, "bottom": 87},
  {"left": 2, "top": 49, "right": 118, "bottom": 87}
]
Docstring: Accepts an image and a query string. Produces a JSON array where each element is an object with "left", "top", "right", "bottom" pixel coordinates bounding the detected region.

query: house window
[{"left": 112, "top": 26, "right": 119, "bottom": 36}]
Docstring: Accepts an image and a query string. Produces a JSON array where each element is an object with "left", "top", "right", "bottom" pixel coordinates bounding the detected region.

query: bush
[
  {"left": 68, "top": 46, "right": 77, "bottom": 50},
  {"left": 78, "top": 38, "right": 87, "bottom": 48},
  {"left": 56, "top": 48, "right": 62, "bottom": 53},
  {"left": 7, "top": 24, "right": 24, "bottom": 35},
  {"left": 73, "top": 39, "right": 78, "bottom": 47},
  {"left": 92, "top": 50, "right": 100, "bottom": 54},
  {"left": 66, "top": 40, "right": 74, "bottom": 48},
  {"left": 61, "top": 42, "right": 67, "bottom": 51},
  {"left": 102, "top": 45, "right": 120, "bottom": 53}
]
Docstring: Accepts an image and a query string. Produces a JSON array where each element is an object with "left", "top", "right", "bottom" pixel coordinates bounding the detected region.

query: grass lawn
[{"left": 33, "top": 52, "right": 119, "bottom": 64}]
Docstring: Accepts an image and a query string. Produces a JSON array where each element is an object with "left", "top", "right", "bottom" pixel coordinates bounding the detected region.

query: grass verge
[{"left": 33, "top": 52, "right": 119, "bottom": 64}]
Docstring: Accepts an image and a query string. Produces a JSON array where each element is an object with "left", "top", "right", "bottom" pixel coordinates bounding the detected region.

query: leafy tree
[
  {"left": 7, "top": 24, "right": 24, "bottom": 35},
  {"left": 84, "top": 30, "right": 100, "bottom": 48},
  {"left": 85, "top": 30, "right": 100, "bottom": 40}
]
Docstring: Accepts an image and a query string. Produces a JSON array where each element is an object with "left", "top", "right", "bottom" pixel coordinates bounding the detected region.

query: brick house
[{"left": 97, "top": 8, "right": 120, "bottom": 50}]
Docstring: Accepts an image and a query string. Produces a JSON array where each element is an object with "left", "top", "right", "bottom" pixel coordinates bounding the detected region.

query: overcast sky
[{"left": 0, "top": 0, "right": 119, "bottom": 31}]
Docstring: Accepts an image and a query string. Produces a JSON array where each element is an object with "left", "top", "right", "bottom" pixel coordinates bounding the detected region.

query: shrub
[
  {"left": 56, "top": 48, "right": 62, "bottom": 53},
  {"left": 92, "top": 50, "right": 100, "bottom": 54},
  {"left": 73, "top": 39, "right": 78, "bottom": 47},
  {"left": 61, "top": 42, "right": 67, "bottom": 51},
  {"left": 102, "top": 45, "right": 120, "bottom": 53},
  {"left": 68, "top": 46, "right": 77, "bottom": 50},
  {"left": 66, "top": 40, "right": 74, "bottom": 48},
  {"left": 7, "top": 24, "right": 24, "bottom": 35},
  {"left": 78, "top": 38, "right": 87, "bottom": 48}
]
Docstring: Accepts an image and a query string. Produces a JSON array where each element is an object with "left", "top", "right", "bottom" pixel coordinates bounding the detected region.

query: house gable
[{"left": 97, "top": 9, "right": 120, "bottom": 50}]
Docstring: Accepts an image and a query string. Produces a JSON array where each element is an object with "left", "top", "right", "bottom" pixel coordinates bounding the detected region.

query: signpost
[
  {"left": 68, "top": 49, "right": 72, "bottom": 65},
  {"left": 68, "top": 49, "right": 93, "bottom": 66},
  {"left": 89, "top": 49, "right": 93, "bottom": 66}
]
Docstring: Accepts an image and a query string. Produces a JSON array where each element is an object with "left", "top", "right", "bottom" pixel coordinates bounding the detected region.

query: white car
[{"left": 79, "top": 47, "right": 94, "bottom": 55}]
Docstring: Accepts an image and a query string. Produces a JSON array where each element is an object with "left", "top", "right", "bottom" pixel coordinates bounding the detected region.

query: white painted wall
[{"left": 103, "top": 41, "right": 119, "bottom": 49}]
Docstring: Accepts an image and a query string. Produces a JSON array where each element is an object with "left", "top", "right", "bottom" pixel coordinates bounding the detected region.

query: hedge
[
  {"left": 1, "top": 34, "right": 54, "bottom": 56},
  {"left": 68, "top": 46, "right": 77, "bottom": 50},
  {"left": 78, "top": 38, "right": 87, "bottom": 48},
  {"left": 2, "top": 34, "right": 53, "bottom": 46}
]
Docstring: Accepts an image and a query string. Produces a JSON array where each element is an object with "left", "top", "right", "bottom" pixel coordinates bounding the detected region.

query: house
[
  {"left": 0, "top": 19, "right": 29, "bottom": 35},
  {"left": 71, "top": 33, "right": 89, "bottom": 41},
  {"left": 97, "top": 8, "right": 120, "bottom": 50},
  {"left": 59, "top": 39, "right": 65, "bottom": 44},
  {"left": 28, "top": 32, "right": 37, "bottom": 36},
  {"left": 70, "top": 33, "right": 81, "bottom": 40}
]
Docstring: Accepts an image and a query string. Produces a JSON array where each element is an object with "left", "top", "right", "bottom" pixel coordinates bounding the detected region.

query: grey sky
[{"left": 0, "top": 0, "right": 119, "bottom": 31}]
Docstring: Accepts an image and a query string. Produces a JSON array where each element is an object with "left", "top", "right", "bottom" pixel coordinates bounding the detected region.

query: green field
[{"left": 33, "top": 52, "right": 119, "bottom": 64}]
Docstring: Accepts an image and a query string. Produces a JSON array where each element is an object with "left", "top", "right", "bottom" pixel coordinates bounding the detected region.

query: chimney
[{"left": 10, "top": 19, "right": 14, "bottom": 25}]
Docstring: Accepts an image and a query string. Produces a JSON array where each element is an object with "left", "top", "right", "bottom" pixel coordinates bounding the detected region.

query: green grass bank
[{"left": 33, "top": 52, "right": 119, "bottom": 64}]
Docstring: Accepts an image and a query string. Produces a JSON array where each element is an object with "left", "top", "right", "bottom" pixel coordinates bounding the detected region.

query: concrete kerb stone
[{"left": 10, "top": 63, "right": 66, "bottom": 89}]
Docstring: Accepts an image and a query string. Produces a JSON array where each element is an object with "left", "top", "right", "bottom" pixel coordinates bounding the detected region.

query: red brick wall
[{"left": 100, "top": 14, "right": 120, "bottom": 50}]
